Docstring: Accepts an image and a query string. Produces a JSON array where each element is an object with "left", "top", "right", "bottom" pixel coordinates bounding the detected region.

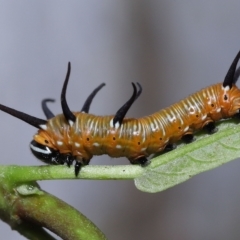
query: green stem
[
  {"left": 0, "top": 179, "right": 106, "bottom": 240},
  {"left": 0, "top": 164, "right": 144, "bottom": 183}
]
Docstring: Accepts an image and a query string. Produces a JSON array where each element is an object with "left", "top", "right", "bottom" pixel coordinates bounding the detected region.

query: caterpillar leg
[
  {"left": 181, "top": 134, "right": 195, "bottom": 143},
  {"left": 203, "top": 122, "right": 218, "bottom": 134},
  {"left": 63, "top": 154, "right": 74, "bottom": 167},
  {"left": 74, "top": 157, "right": 91, "bottom": 177},
  {"left": 233, "top": 109, "right": 240, "bottom": 119},
  {"left": 165, "top": 143, "right": 177, "bottom": 151},
  {"left": 74, "top": 161, "right": 82, "bottom": 177},
  {"left": 129, "top": 156, "right": 150, "bottom": 166}
]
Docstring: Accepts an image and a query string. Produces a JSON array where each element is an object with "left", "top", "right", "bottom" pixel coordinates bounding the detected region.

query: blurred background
[{"left": 1, "top": 1, "right": 240, "bottom": 239}]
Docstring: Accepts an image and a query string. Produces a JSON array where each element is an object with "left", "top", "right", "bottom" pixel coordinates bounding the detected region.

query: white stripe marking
[
  {"left": 30, "top": 144, "right": 51, "bottom": 154},
  {"left": 110, "top": 119, "right": 114, "bottom": 128}
]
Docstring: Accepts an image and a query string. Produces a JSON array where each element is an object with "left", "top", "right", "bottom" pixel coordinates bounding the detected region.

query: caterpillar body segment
[
  {"left": 1, "top": 51, "right": 240, "bottom": 176},
  {"left": 32, "top": 81, "right": 240, "bottom": 174}
]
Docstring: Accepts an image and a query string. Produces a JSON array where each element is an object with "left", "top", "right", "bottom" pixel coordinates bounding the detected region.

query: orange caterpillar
[{"left": 1, "top": 51, "right": 240, "bottom": 176}]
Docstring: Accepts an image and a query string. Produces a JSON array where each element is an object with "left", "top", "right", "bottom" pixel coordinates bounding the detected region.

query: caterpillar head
[
  {"left": 0, "top": 63, "right": 105, "bottom": 176},
  {"left": 30, "top": 130, "right": 64, "bottom": 165},
  {"left": 30, "top": 140, "right": 61, "bottom": 164},
  {"left": 0, "top": 63, "right": 75, "bottom": 167}
]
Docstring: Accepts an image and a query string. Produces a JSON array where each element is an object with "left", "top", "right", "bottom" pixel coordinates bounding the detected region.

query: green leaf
[{"left": 134, "top": 120, "right": 240, "bottom": 193}]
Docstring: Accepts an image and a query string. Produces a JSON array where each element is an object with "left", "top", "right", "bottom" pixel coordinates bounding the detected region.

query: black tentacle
[
  {"left": 223, "top": 50, "right": 240, "bottom": 88},
  {"left": 0, "top": 103, "right": 47, "bottom": 129},
  {"left": 42, "top": 99, "right": 55, "bottom": 119},
  {"left": 61, "top": 62, "right": 76, "bottom": 124},
  {"left": 135, "top": 82, "right": 142, "bottom": 100},
  {"left": 112, "top": 82, "right": 142, "bottom": 127},
  {"left": 233, "top": 65, "right": 240, "bottom": 84},
  {"left": 81, "top": 83, "right": 106, "bottom": 113}
]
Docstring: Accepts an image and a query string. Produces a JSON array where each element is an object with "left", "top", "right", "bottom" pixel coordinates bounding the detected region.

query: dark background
[{"left": 1, "top": 1, "right": 240, "bottom": 239}]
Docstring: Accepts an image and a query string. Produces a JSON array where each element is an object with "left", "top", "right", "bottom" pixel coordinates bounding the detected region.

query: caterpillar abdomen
[
  {"left": 39, "top": 83, "right": 232, "bottom": 162},
  {"left": 0, "top": 51, "right": 240, "bottom": 176}
]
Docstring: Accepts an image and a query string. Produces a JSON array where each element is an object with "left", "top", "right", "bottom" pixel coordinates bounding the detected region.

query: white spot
[
  {"left": 93, "top": 142, "right": 100, "bottom": 147},
  {"left": 68, "top": 120, "right": 74, "bottom": 127},
  {"left": 222, "top": 85, "right": 230, "bottom": 91},
  {"left": 216, "top": 108, "right": 221, "bottom": 113},
  {"left": 201, "top": 115, "right": 207, "bottom": 120},
  {"left": 30, "top": 144, "right": 51, "bottom": 155},
  {"left": 183, "top": 126, "right": 189, "bottom": 132},
  {"left": 75, "top": 142, "right": 80, "bottom": 147},
  {"left": 141, "top": 147, "right": 147, "bottom": 151},
  {"left": 150, "top": 123, "right": 155, "bottom": 130},
  {"left": 57, "top": 141, "right": 63, "bottom": 146},
  {"left": 150, "top": 123, "right": 158, "bottom": 132},
  {"left": 39, "top": 124, "right": 47, "bottom": 130},
  {"left": 114, "top": 121, "right": 120, "bottom": 129},
  {"left": 116, "top": 145, "right": 122, "bottom": 149},
  {"left": 167, "top": 113, "right": 176, "bottom": 123}
]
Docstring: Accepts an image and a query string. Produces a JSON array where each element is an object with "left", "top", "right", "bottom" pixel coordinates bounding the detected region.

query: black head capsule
[{"left": 30, "top": 140, "right": 62, "bottom": 165}]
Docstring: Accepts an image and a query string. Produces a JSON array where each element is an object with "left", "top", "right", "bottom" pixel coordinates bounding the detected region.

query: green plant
[{"left": 0, "top": 118, "right": 239, "bottom": 239}]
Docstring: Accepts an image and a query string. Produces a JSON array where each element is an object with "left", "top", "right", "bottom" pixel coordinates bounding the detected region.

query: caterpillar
[{"left": 1, "top": 51, "right": 240, "bottom": 176}]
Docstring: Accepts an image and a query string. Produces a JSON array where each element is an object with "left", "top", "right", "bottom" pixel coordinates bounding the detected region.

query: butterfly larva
[{"left": 1, "top": 51, "right": 240, "bottom": 176}]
